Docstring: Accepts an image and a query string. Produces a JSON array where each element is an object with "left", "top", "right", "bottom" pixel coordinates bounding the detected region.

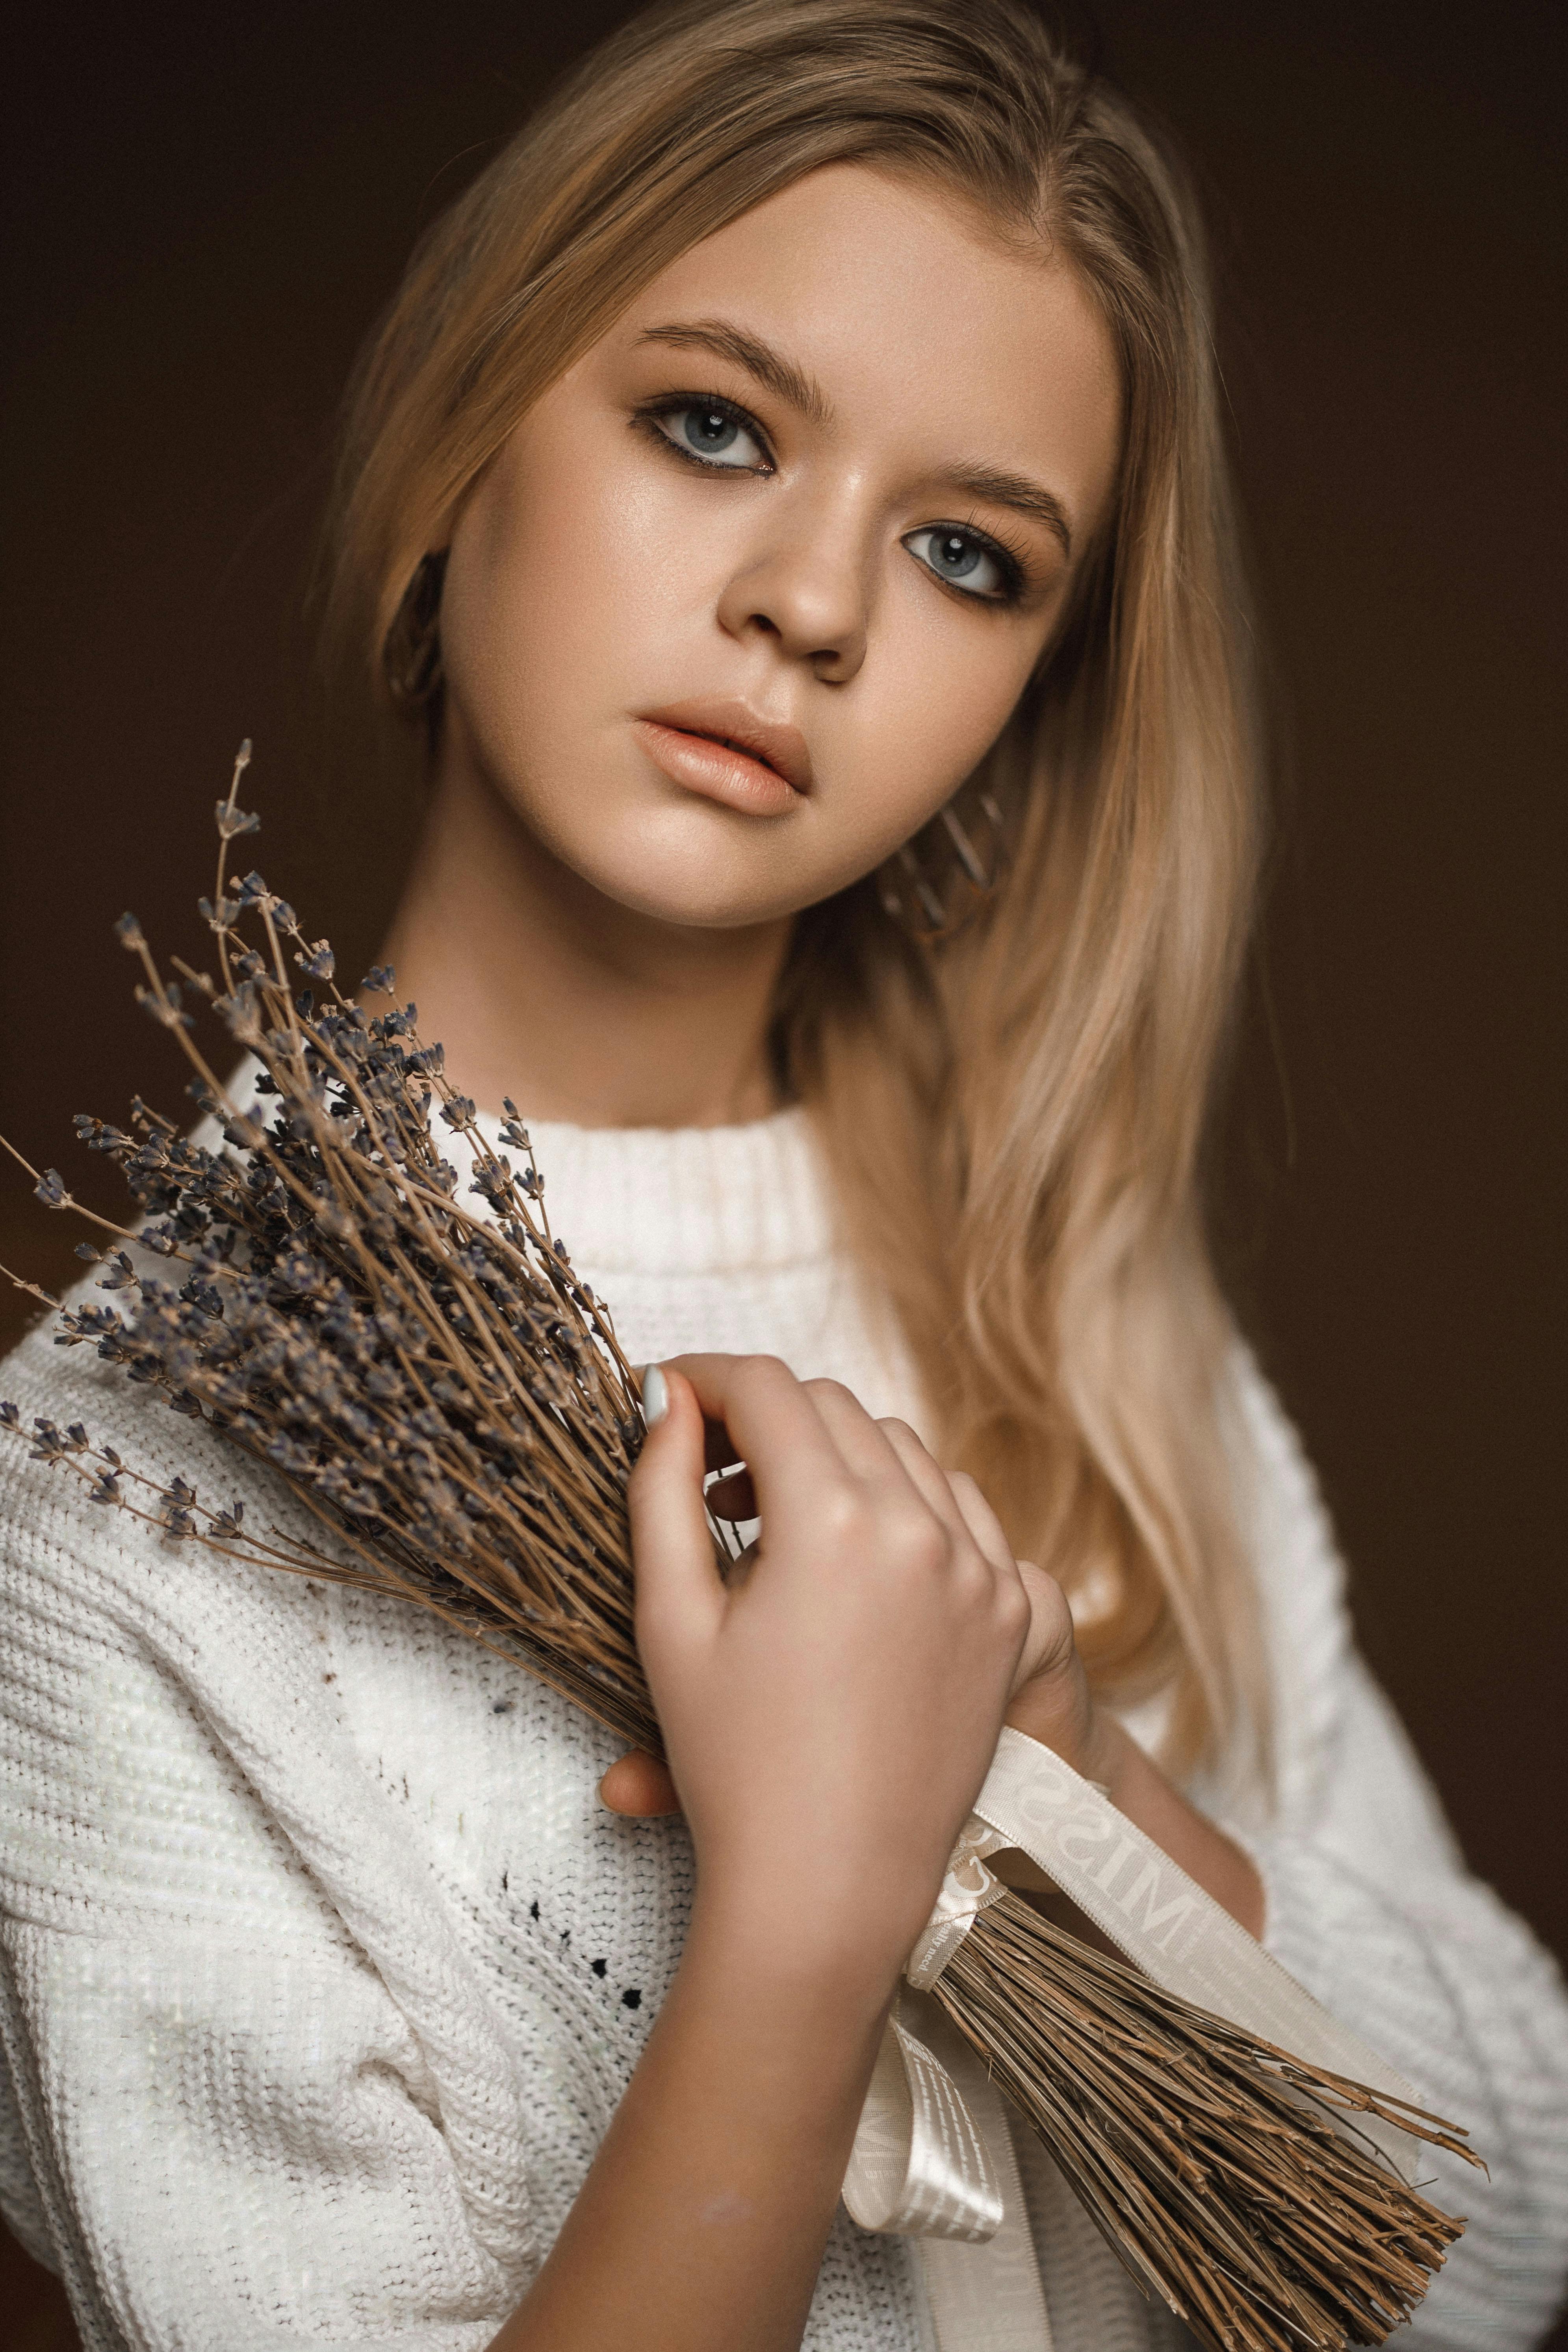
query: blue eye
[
  {"left": 684, "top": 408, "right": 737, "bottom": 454},
  {"left": 905, "top": 526, "right": 1011, "bottom": 600},
  {"left": 653, "top": 401, "right": 769, "bottom": 471}
]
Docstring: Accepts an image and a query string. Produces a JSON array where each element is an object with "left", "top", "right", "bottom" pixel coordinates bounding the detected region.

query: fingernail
[{"left": 641, "top": 1365, "right": 669, "bottom": 1426}]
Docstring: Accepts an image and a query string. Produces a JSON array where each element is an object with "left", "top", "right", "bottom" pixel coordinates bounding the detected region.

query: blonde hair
[{"left": 327, "top": 0, "right": 1267, "bottom": 1776}]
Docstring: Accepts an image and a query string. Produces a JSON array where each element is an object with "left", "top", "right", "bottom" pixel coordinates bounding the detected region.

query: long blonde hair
[{"left": 327, "top": 0, "right": 1267, "bottom": 1777}]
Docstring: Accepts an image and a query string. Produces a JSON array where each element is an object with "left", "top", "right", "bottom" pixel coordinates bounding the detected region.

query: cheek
[
  {"left": 848, "top": 585, "right": 1041, "bottom": 844},
  {"left": 445, "top": 428, "right": 727, "bottom": 745},
  {"left": 447, "top": 462, "right": 629, "bottom": 723}
]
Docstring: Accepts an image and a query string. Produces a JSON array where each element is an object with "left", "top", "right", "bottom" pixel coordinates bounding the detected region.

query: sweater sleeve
[
  {"left": 1221, "top": 1353, "right": 1568, "bottom": 2350},
  {"left": 0, "top": 1336, "right": 538, "bottom": 2350}
]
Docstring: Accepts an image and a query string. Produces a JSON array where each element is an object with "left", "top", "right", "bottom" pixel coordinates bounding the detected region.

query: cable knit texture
[{"left": 0, "top": 1104, "right": 1564, "bottom": 2350}]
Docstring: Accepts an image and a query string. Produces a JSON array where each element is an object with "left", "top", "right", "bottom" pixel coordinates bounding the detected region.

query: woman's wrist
[
  {"left": 1004, "top": 1657, "right": 1107, "bottom": 1786},
  {"left": 686, "top": 1872, "right": 912, "bottom": 2029}
]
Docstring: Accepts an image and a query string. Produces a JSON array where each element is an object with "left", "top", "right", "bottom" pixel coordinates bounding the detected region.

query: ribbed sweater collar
[{"left": 470, "top": 1104, "right": 835, "bottom": 1279}]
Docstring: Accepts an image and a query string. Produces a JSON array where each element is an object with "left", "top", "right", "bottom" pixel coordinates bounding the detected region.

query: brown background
[{"left": 2, "top": 3, "right": 1564, "bottom": 2342}]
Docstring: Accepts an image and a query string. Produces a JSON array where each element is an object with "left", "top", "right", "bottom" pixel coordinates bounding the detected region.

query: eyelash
[
  {"left": 921, "top": 519, "right": 1029, "bottom": 608},
  {"left": 633, "top": 390, "right": 775, "bottom": 475},
  {"left": 631, "top": 389, "right": 1031, "bottom": 608}
]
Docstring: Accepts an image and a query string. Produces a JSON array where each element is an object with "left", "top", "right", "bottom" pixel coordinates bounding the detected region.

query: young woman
[{"left": 1, "top": 4, "right": 1564, "bottom": 2347}]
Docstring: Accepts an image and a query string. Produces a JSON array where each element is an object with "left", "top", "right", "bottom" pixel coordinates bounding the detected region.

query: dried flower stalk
[
  {"left": 1, "top": 753, "right": 1481, "bottom": 2350},
  {"left": 935, "top": 1893, "right": 1475, "bottom": 2349},
  {"left": 2, "top": 745, "right": 664, "bottom": 1749}
]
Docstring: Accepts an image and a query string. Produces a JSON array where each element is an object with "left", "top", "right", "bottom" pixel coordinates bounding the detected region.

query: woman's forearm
[
  {"left": 490, "top": 1902, "right": 893, "bottom": 2352},
  {"left": 508, "top": 1354, "right": 1035, "bottom": 2349},
  {"left": 516, "top": 1725, "right": 1258, "bottom": 2351},
  {"left": 1093, "top": 1713, "right": 1264, "bottom": 1935}
]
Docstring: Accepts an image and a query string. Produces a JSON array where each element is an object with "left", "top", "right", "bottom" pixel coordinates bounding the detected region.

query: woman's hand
[
  {"left": 931, "top": 1468, "right": 1110, "bottom": 1781},
  {"left": 867, "top": 1458, "right": 1263, "bottom": 1934},
  {"left": 603, "top": 1426, "right": 1110, "bottom": 1819},
  {"left": 609, "top": 1379, "right": 1262, "bottom": 1946},
  {"left": 622, "top": 1354, "right": 1031, "bottom": 1990}
]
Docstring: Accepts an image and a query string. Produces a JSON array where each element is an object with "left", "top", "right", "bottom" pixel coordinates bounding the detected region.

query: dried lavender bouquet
[
  {"left": 2, "top": 754, "right": 1480, "bottom": 2352},
  {"left": 2, "top": 746, "right": 661, "bottom": 1751}
]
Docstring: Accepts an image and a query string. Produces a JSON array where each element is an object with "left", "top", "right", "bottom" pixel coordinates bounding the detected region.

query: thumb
[
  {"left": 598, "top": 1749, "right": 683, "bottom": 1818},
  {"left": 626, "top": 1366, "right": 725, "bottom": 1656},
  {"left": 1011, "top": 1558, "right": 1076, "bottom": 1692}
]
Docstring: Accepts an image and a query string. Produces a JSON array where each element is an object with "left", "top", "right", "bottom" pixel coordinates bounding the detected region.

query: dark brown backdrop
[{"left": 2, "top": 5, "right": 1564, "bottom": 2344}]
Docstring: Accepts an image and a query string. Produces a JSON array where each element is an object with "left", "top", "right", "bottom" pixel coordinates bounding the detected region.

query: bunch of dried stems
[
  {"left": 0, "top": 753, "right": 1479, "bottom": 2350},
  {"left": 934, "top": 1899, "right": 1473, "bottom": 2348}
]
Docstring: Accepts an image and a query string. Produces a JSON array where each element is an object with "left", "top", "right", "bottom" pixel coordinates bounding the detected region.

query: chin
[
  {"left": 582, "top": 856, "right": 815, "bottom": 931},
  {"left": 538, "top": 800, "right": 840, "bottom": 932}
]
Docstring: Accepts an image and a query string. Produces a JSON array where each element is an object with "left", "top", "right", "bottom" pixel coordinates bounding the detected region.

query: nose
[{"left": 714, "top": 498, "right": 870, "bottom": 684}]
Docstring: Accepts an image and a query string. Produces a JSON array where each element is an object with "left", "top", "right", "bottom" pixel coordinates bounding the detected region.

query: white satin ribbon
[
  {"left": 905, "top": 1996, "right": 1059, "bottom": 2351},
  {"left": 842, "top": 1820, "right": 1013, "bottom": 2239},
  {"left": 904, "top": 1817, "right": 1011, "bottom": 1992},
  {"left": 844, "top": 1726, "right": 1427, "bottom": 2352},
  {"left": 841, "top": 2004, "right": 1003, "bottom": 2243}
]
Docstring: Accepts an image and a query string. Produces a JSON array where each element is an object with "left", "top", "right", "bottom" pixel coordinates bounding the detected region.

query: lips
[{"left": 634, "top": 699, "right": 813, "bottom": 817}]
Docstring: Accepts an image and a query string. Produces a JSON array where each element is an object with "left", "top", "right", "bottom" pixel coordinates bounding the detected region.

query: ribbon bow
[{"left": 841, "top": 1820, "right": 1012, "bottom": 2241}]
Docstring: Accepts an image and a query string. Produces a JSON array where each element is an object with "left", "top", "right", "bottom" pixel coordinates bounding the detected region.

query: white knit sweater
[{"left": 1, "top": 1106, "right": 1565, "bottom": 2352}]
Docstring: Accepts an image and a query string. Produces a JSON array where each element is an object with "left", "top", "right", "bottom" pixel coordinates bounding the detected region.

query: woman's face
[{"left": 439, "top": 163, "right": 1121, "bottom": 929}]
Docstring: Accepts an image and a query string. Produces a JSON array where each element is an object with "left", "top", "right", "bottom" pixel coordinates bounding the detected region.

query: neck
[{"left": 377, "top": 733, "right": 793, "bottom": 1131}]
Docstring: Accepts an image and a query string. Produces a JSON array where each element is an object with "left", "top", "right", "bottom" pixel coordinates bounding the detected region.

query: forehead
[{"left": 614, "top": 163, "right": 1121, "bottom": 496}]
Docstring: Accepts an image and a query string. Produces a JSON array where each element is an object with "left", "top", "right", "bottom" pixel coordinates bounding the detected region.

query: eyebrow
[
  {"left": 637, "top": 316, "right": 1074, "bottom": 558},
  {"left": 935, "top": 464, "right": 1073, "bottom": 558},
  {"left": 638, "top": 319, "right": 833, "bottom": 428}
]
